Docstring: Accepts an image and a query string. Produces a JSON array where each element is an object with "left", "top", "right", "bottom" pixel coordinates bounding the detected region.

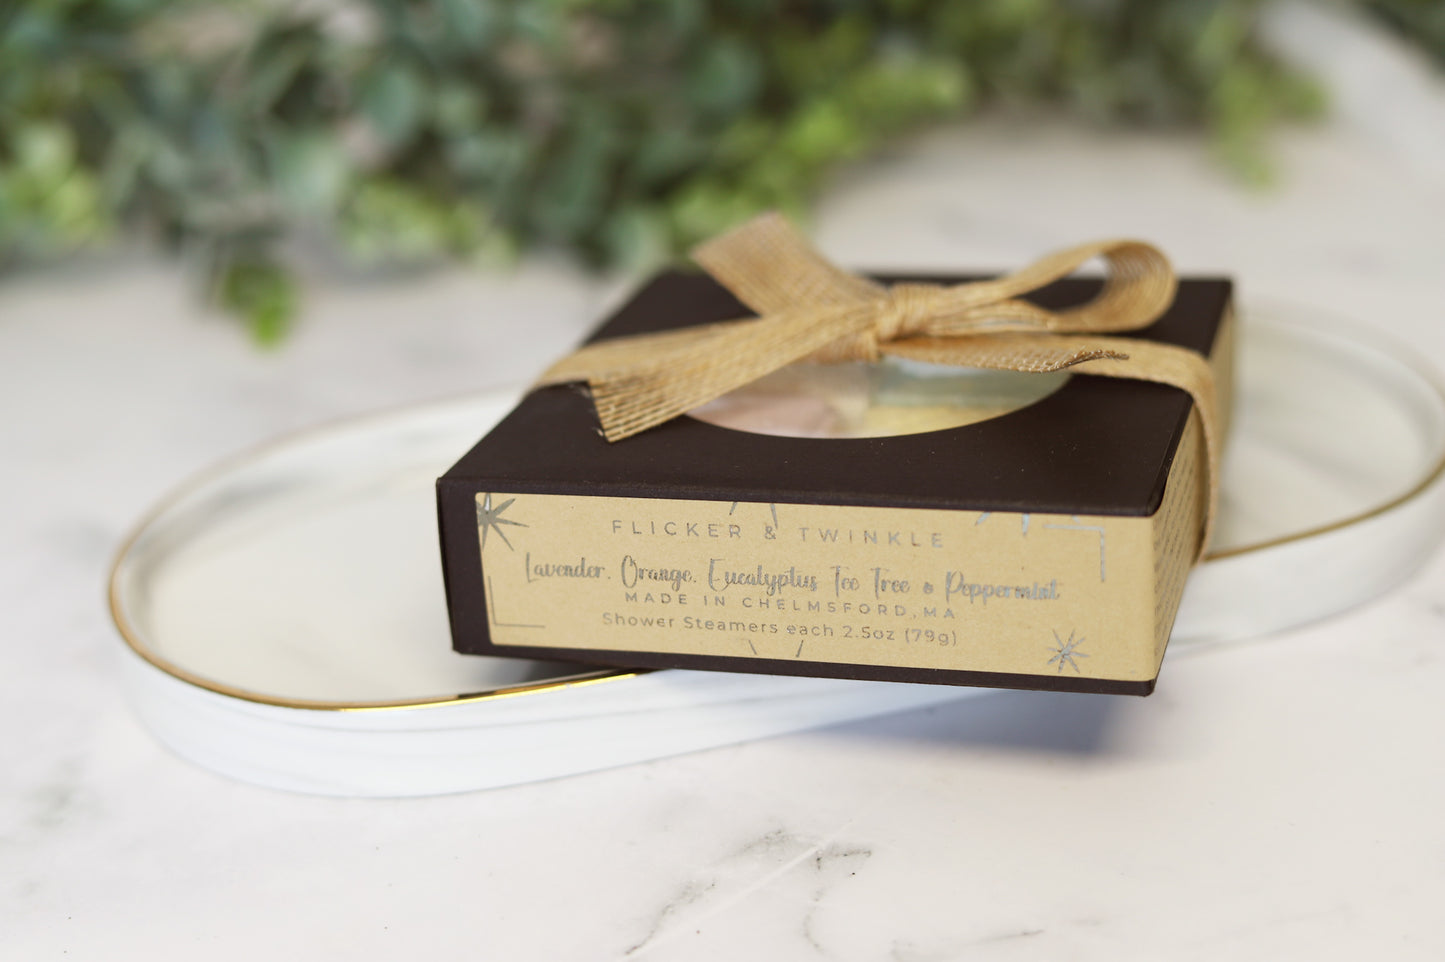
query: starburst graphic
[
  {"left": 476, "top": 493, "right": 527, "bottom": 551},
  {"left": 731, "top": 501, "right": 779, "bottom": 527},
  {"left": 1046, "top": 629, "right": 1089, "bottom": 673},
  {"left": 976, "top": 512, "right": 1031, "bottom": 534}
]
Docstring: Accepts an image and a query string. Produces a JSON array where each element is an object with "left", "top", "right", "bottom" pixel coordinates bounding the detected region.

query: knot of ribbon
[{"left": 538, "top": 213, "right": 1220, "bottom": 558}]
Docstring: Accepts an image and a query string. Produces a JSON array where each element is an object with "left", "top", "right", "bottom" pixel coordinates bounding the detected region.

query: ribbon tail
[
  {"left": 885, "top": 333, "right": 1219, "bottom": 560},
  {"left": 1067, "top": 340, "right": 1219, "bottom": 560},
  {"left": 538, "top": 320, "right": 741, "bottom": 385},
  {"left": 537, "top": 305, "right": 876, "bottom": 441}
]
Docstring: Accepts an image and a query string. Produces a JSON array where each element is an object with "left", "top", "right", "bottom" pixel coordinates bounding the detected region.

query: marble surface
[{"left": 5, "top": 14, "right": 1445, "bottom": 959}]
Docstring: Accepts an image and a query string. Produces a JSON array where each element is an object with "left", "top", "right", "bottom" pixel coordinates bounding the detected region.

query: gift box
[{"left": 437, "top": 223, "right": 1233, "bottom": 695}]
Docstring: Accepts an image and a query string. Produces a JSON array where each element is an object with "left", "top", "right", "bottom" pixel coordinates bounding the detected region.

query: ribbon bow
[{"left": 539, "top": 213, "right": 1220, "bottom": 557}]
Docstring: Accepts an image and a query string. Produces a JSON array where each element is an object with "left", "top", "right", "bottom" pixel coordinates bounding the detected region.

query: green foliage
[
  {"left": 1, "top": 0, "right": 1420, "bottom": 336},
  {"left": 216, "top": 253, "right": 296, "bottom": 347}
]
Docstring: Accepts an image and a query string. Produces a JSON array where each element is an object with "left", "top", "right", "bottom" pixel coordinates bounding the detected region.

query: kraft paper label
[{"left": 475, "top": 494, "right": 1160, "bottom": 681}]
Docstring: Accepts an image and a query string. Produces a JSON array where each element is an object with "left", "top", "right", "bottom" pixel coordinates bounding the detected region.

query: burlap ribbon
[{"left": 539, "top": 213, "right": 1219, "bottom": 557}]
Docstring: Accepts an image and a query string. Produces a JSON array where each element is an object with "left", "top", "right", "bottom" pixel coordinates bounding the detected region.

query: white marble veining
[{"left": 5, "top": 11, "right": 1445, "bottom": 958}]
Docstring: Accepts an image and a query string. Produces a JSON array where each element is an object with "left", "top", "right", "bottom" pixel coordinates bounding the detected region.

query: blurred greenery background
[{"left": 2, "top": 0, "right": 1441, "bottom": 341}]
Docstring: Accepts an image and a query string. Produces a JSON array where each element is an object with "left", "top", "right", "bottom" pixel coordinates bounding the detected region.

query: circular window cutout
[{"left": 689, "top": 358, "right": 1071, "bottom": 439}]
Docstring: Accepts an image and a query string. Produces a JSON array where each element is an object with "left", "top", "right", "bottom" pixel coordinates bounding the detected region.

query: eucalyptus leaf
[
  {"left": 361, "top": 60, "right": 427, "bottom": 146},
  {"left": 269, "top": 131, "right": 351, "bottom": 213},
  {"left": 439, "top": 0, "right": 498, "bottom": 49},
  {"left": 218, "top": 256, "right": 297, "bottom": 346},
  {"left": 686, "top": 37, "right": 762, "bottom": 113}
]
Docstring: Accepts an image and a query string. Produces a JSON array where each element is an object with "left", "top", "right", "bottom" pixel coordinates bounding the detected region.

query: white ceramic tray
[{"left": 109, "top": 311, "right": 1445, "bottom": 796}]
